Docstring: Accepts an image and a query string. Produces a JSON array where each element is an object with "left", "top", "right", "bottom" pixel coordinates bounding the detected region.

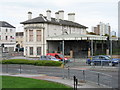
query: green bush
[{"left": 0, "top": 59, "right": 62, "bottom": 66}]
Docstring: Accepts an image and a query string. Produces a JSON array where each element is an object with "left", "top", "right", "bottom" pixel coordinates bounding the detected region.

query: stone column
[
  {"left": 70, "top": 50, "right": 73, "bottom": 58},
  {"left": 88, "top": 48, "right": 91, "bottom": 57},
  {"left": 106, "top": 49, "right": 109, "bottom": 55},
  {"left": 33, "top": 30, "right": 36, "bottom": 42}
]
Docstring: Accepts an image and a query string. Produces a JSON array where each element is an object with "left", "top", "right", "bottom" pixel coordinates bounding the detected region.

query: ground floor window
[
  {"left": 37, "top": 47, "right": 41, "bottom": 55},
  {"left": 29, "top": 47, "right": 33, "bottom": 55}
]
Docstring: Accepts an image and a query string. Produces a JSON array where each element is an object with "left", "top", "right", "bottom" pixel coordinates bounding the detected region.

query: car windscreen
[
  {"left": 58, "top": 54, "right": 64, "bottom": 58},
  {"left": 92, "top": 56, "right": 99, "bottom": 60}
]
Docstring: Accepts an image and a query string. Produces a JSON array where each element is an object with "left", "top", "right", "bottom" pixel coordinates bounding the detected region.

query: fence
[{"left": 1, "top": 64, "right": 114, "bottom": 88}]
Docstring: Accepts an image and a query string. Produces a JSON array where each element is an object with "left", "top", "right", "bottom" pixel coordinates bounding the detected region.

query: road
[{"left": 1, "top": 64, "right": 118, "bottom": 88}]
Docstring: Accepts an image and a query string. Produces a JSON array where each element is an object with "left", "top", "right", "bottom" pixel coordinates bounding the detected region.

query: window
[
  {"left": 37, "top": 47, "right": 41, "bottom": 55},
  {"left": 6, "top": 36, "right": 8, "bottom": 40},
  {"left": 10, "top": 36, "right": 12, "bottom": 39},
  {"left": 29, "top": 47, "right": 33, "bottom": 55},
  {"left": 29, "top": 30, "right": 33, "bottom": 41},
  {"left": 37, "top": 30, "right": 41, "bottom": 41},
  {"left": 10, "top": 29, "right": 12, "bottom": 32},
  {"left": 6, "top": 29, "right": 8, "bottom": 32}
]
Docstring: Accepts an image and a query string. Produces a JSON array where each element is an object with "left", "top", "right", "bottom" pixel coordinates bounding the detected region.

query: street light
[{"left": 62, "top": 40, "right": 65, "bottom": 79}]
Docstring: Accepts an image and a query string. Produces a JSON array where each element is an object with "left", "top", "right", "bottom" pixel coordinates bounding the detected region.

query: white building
[
  {"left": 0, "top": 21, "right": 16, "bottom": 52},
  {"left": 92, "top": 22, "right": 111, "bottom": 36},
  {"left": 21, "top": 10, "right": 107, "bottom": 58}
]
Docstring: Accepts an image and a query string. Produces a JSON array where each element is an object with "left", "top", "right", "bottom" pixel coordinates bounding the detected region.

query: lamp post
[{"left": 62, "top": 40, "right": 65, "bottom": 79}]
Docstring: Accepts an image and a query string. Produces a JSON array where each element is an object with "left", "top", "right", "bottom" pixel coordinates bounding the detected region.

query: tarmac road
[{"left": 1, "top": 64, "right": 118, "bottom": 88}]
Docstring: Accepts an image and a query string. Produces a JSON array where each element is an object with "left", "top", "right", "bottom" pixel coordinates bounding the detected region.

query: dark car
[{"left": 86, "top": 55, "right": 120, "bottom": 66}]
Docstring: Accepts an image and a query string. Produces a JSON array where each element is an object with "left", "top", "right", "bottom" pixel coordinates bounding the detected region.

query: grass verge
[{"left": 2, "top": 76, "right": 72, "bottom": 88}]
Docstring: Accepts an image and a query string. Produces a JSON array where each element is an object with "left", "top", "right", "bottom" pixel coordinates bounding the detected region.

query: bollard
[
  {"left": 68, "top": 66, "right": 70, "bottom": 79},
  {"left": 83, "top": 70, "right": 85, "bottom": 81},
  {"left": 73, "top": 76, "right": 76, "bottom": 90},
  {"left": 98, "top": 73, "right": 100, "bottom": 85},
  {"left": 76, "top": 78, "right": 78, "bottom": 90}
]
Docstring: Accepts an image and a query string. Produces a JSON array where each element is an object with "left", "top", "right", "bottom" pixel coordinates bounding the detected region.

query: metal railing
[{"left": 1, "top": 64, "right": 114, "bottom": 88}]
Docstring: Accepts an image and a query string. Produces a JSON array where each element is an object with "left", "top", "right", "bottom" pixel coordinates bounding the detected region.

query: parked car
[
  {"left": 47, "top": 53, "right": 70, "bottom": 63},
  {"left": 86, "top": 55, "right": 120, "bottom": 66},
  {"left": 39, "top": 55, "right": 60, "bottom": 61}
]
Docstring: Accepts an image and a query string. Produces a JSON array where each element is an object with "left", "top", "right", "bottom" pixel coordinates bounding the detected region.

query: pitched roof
[
  {"left": 21, "top": 16, "right": 88, "bottom": 28},
  {"left": 47, "top": 33, "right": 107, "bottom": 40},
  {"left": 0, "top": 21, "right": 15, "bottom": 28}
]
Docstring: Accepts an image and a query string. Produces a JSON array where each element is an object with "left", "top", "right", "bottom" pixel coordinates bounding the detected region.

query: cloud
[{"left": 0, "top": 0, "right": 118, "bottom": 33}]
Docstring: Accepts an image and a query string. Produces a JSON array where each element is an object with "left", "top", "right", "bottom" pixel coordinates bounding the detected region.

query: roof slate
[
  {"left": 0, "top": 21, "right": 15, "bottom": 28},
  {"left": 21, "top": 16, "right": 87, "bottom": 28}
]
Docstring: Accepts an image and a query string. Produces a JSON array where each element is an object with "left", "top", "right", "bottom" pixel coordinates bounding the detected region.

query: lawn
[{"left": 2, "top": 76, "right": 72, "bottom": 89}]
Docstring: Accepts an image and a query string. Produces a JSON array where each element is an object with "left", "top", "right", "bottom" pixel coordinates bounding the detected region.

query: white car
[{"left": 39, "top": 55, "right": 60, "bottom": 61}]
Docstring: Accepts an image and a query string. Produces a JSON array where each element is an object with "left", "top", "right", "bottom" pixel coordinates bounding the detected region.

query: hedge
[{"left": 0, "top": 59, "right": 62, "bottom": 66}]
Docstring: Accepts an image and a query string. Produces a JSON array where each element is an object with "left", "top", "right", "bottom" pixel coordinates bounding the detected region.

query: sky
[{"left": 0, "top": 0, "right": 119, "bottom": 35}]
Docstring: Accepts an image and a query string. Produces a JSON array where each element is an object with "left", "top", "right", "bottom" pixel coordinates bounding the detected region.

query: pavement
[{"left": 0, "top": 73, "right": 109, "bottom": 88}]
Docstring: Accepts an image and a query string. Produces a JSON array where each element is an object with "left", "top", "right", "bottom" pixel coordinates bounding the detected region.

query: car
[
  {"left": 86, "top": 55, "right": 120, "bottom": 66},
  {"left": 39, "top": 55, "right": 60, "bottom": 61},
  {"left": 47, "top": 53, "right": 70, "bottom": 63}
]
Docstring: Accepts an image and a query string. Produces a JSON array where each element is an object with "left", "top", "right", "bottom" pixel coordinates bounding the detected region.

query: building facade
[
  {"left": 16, "top": 32, "right": 24, "bottom": 51},
  {"left": 0, "top": 21, "right": 16, "bottom": 52},
  {"left": 21, "top": 10, "right": 89, "bottom": 57},
  {"left": 92, "top": 22, "right": 111, "bottom": 36}
]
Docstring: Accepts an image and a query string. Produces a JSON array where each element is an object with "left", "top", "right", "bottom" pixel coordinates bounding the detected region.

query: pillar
[
  {"left": 70, "top": 50, "right": 73, "bottom": 58},
  {"left": 106, "top": 49, "right": 109, "bottom": 55},
  {"left": 88, "top": 48, "right": 91, "bottom": 57}
]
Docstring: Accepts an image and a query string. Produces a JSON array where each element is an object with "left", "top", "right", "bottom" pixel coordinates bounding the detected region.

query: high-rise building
[
  {"left": 118, "top": 1, "right": 120, "bottom": 38},
  {"left": 111, "top": 31, "right": 116, "bottom": 36},
  {"left": 92, "top": 22, "right": 111, "bottom": 36}
]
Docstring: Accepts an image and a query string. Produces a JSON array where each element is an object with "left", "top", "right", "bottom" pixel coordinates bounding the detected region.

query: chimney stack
[
  {"left": 58, "top": 10, "right": 64, "bottom": 20},
  {"left": 68, "top": 13, "right": 75, "bottom": 22},
  {"left": 55, "top": 12, "right": 59, "bottom": 21},
  {"left": 46, "top": 10, "right": 51, "bottom": 21},
  {"left": 39, "top": 14, "right": 43, "bottom": 17},
  {"left": 28, "top": 12, "right": 32, "bottom": 20}
]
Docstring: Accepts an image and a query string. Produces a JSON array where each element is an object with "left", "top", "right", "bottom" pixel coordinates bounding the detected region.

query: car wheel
[
  {"left": 109, "top": 63, "right": 113, "bottom": 66},
  {"left": 90, "top": 62, "right": 94, "bottom": 66}
]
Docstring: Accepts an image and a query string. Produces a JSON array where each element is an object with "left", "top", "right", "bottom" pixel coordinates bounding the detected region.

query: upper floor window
[
  {"left": 29, "top": 30, "right": 33, "bottom": 41},
  {"left": 10, "top": 29, "right": 12, "bottom": 32},
  {"left": 36, "top": 30, "right": 41, "bottom": 41},
  {"left": 6, "top": 36, "right": 8, "bottom": 40},
  {"left": 6, "top": 29, "right": 8, "bottom": 32}
]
